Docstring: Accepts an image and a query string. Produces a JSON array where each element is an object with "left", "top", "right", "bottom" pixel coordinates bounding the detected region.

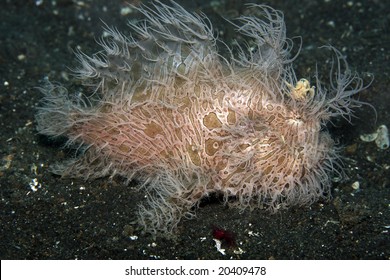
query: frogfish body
[{"left": 36, "top": 1, "right": 367, "bottom": 234}]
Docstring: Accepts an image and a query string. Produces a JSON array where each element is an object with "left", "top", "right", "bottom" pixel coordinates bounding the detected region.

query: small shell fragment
[
  {"left": 360, "top": 124, "right": 389, "bottom": 150},
  {"left": 213, "top": 239, "right": 226, "bottom": 255},
  {"left": 233, "top": 247, "right": 245, "bottom": 255},
  {"left": 351, "top": 181, "right": 360, "bottom": 190},
  {"left": 375, "top": 125, "right": 389, "bottom": 150},
  {"left": 360, "top": 131, "right": 378, "bottom": 142}
]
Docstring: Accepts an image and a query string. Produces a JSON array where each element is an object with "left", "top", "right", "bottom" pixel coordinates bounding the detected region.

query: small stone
[
  {"left": 122, "top": 224, "right": 134, "bottom": 236},
  {"left": 345, "top": 143, "right": 358, "bottom": 154}
]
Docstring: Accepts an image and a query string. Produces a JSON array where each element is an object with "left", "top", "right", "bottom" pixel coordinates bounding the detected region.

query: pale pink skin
[{"left": 36, "top": 2, "right": 368, "bottom": 235}]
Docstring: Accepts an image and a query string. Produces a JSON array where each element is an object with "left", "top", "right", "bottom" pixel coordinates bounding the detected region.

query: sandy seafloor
[{"left": 0, "top": 0, "right": 389, "bottom": 260}]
